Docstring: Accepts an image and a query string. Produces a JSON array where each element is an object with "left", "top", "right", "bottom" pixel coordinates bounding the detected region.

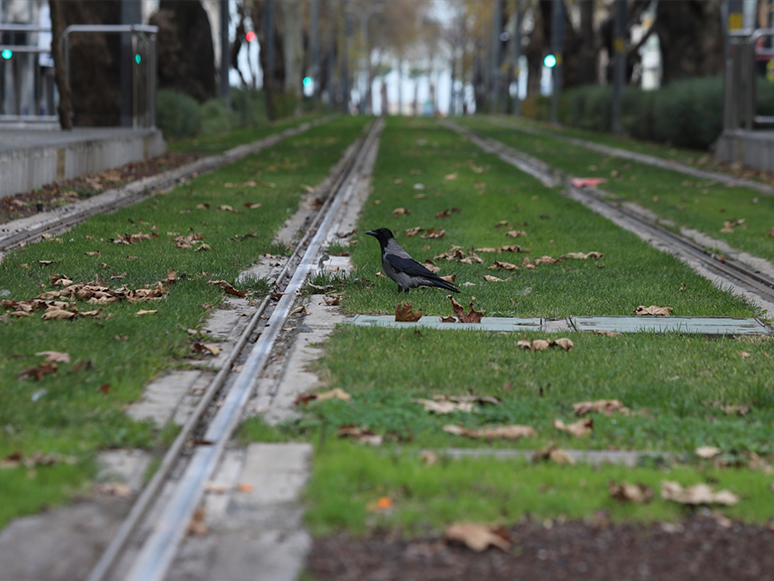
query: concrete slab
[
  {"left": 126, "top": 370, "right": 202, "bottom": 428},
  {"left": 351, "top": 314, "right": 543, "bottom": 332},
  {"left": 433, "top": 448, "right": 666, "bottom": 467},
  {"left": 96, "top": 449, "right": 152, "bottom": 492},
  {"left": 236, "top": 443, "right": 313, "bottom": 506},
  {"left": 0, "top": 127, "right": 166, "bottom": 199},
  {"left": 572, "top": 316, "right": 770, "bottom": 336}
]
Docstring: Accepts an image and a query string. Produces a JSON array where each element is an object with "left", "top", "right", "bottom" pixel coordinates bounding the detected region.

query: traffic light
[
  {"left": 303, "top": 77, "right": 312, "bottom": 88},
  {"left": 135, "top": 53, "right": 141, "bottom": 65},
  {"left": 1, "top": 49, "right": 12, "bottom": 60},
  {"left": 543, "top": 54, "right": 557, "bottom": 68},
  {"left": 245, "top": 30, "right": 256, "bottom": 43}
]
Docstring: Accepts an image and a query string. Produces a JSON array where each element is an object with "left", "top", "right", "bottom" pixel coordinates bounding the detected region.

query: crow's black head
[{"left": 365, "top": 228, "right": 395, "bottom": 247}]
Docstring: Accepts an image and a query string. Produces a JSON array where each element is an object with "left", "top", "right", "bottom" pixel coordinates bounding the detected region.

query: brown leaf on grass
[
  {"left": 447, "top": 295, "right": 483, "bottom": 323},
  {"left": 244, "top": 202, "right": 263, "bottom": 209},
  {"left": 413, "top": 399, "right": 474, "bottom": 414},
  {"left": 634, "top": 305, "right": 673, "bottom": 316},
  {"left": 561, "top": 251, "right": 603, "bottom": 260},
  {"left": 19, "top": 362, "right": 58, "bottom": 380},
  {"left": 135, "top": 309, "right": 157, "bottom": 317},
  {"left": 534, "top": 255, "right": 561, "bottom": 265},
  {"left": 440, "top": 316, "right": 457, "bottom": 323},
  {"left": 592, "top": 330, "right": 621, "bottom": 337},
  {"left": 722, "top": 404, "right": 750, "bottom": 415},
  {"left": 366, "top": 496, "right": 394, "bottom": 512},
  {"left": 218, "top": 205, "right": 238, "bottom": 213},
  {"left": 337, "top": 425, "right": 383, "bottom": 445},
  {"left": 533, "top": 446, "right": 575, "bottom": 465},
  {"left": 85, "top": 251, "right": 101, "bottom": 257},
  {"left": 573, "top": 399, "right": 628, "bottom": 416},
  {"left": 444, "top": 523, "right": 511, "bottom": 552},
  {"left": 42, "top": 308, "right": 76, "bottom": 320},
  {"left": 323, "top": 295, "right": 341, "bottom": 306},
  {"left": 609, "top": 482, "right": 653, "bottom": 504},
  {"left": 434, "top": 248, "right": 466, "bottom": 261},
  {"left": 196, "top": 203, "right": 210, "bottom": 209},
  {"left": 489, "top": 260, "right": 519, "bottom": 271},
  {"left": 695, "top": 446, "right": 722, "bottom": 459},
  {"left": 35, "top": 351, "right": 70, "bottom": 364},
  {"left": 521, "top": 257, "right": 535, "bottom": 269},
  {"left": 98, "top": 383, "right": 111, "bottom": 395},
  {"left": 296, "top": 388, "right": 352, "bottom": 406},
  {"left": 739, "top": 350, "right": 751, "bottom": 359},
  {"left": 421, "top": 228, "right": 446, "bottom": 239},
  {"left": 499, "top": 244, "right": 530, "bottom": 253},
  {"left": 443, "top": 424, "right": 537, "bottom": 440},
  {"left": 444, "top": 173, "right": 458, "bottom": 181},
  {"left": 661, "top": 481, "right": 739, "bottom": 506},
  {"left": 459, "top": 252, "right": 483, "bottom": 264},
  {"left": 207, "top": 280, "right": 247, "bottom": 298},
  {"left": 392, "top": 207, "right": 410, "bottom": 217},
  {"left": 516, "top": 338, "right": 573, "bottom": 352},
  {"left": 768, "top": 226, "right": 774, "bottom": 237},
  {"left": 420, "top": 451, "right": 438, "bottom": 465},
  {"left": 506, "top": 230, "right": 527, "bottom": 238},
  {"left": 193, "top": 343, "right": 221, "bottom": 357},
  {"left": 552, "top": 418, "right": 593, "bottom": 437},
  {"left": 395, "top": 302, "right": 423, "bottom": 322},
  {"left": 163, "top": 269, "right": 178, "bottom": 285},
  {"left": 552, "top": 338, "right": 574, "bottom": 351},
  {"left": 484, "top": 275, "right": 508, "bottom": 282},
  {"left": 404, "top": 227, "right": 424, "bottom": 237}
]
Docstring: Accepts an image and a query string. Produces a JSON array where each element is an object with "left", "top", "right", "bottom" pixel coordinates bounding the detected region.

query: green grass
[
  {"left": 304, "top": 440, "right": 774, "bottom": 537},
  {"left": 0, "top": 115, "right": 368, "bottom": 528},
  {"left": 456, "top": 116, "right": 774, "bottom": 267},
  {"left": 237, "top": 116, "right": 774, "bottom": 536},
  {"left": 167, "top": 113, "right": 328, "bottom": 155}
]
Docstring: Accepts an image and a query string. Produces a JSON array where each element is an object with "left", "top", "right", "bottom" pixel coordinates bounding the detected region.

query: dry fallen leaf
[
  {"left": 42, "top": 308, "right": 76, "bottom": 320},
  {"left": 533, "top": 446, "right": 575, "bottom": 465},
  {"left": 236, "top": 482, "right": 254, "bottom": 493},
  {"left": 489, "top": 260, "right": 519, "bottom": 271},
  {"left": 395, "top": 301, "right": 423, "bottom": 322},
  {"left": 695, "top": 446, "right": 722, "bottom": 459},
  {"left": 443, "top": 424, "right": 537, "bottom": 440},
  {"left": 561, "top": 251, "right": 603, "bottom": 260},
  {"left": 392, "top": 207, "right": 410, "bottom": 217},
  {"left": 592, "top": 330, "right": 621, "bottom": 337},
  {"left": 135, "top": 310, "right": 157, "bottom": 317},
  {"left": 420, "top": 451, "right": 438, "bottom": 465},
  {"left": 193, "top": 343, "right": 221, "bottom": 357},
  {"left": 315, "top": 388, "right": 352, "bottom": 402},
  {"left": 551, "top": 338, "right": 574, "bottom": 351},
  {"left": 207, "top": 280, "right": 247, "bottom": 298},
  {"left": 483, "top": 275, "right": 507, "bottom": 282},
  {"left": 609, "top": 481, "right": 653, "bottom": 504},
  {"left": 412, "top": 399, "right": 474, "bottom": 414},
  {"left": 634, "top": 305, "right": 673, "bottom": 316},
  {"left": 506, "top": 230, "right": 527, "bottom": 238},
  {"left": 573, "top": 399, "right": 628, "bottom": 416},
  {"left": 187, "top": 508, "right": 209, "bottom": 536},
  {"left": 444, "top": 523, "right": 511, "bottom": 552},
  {"left": 35, "top": 351, "right": 70, "bottom": 364},
  {"left": 404, "top": 227, "right": 424, "bottom": 237},
  {"left": 366, "top": 496, "right": 394, "bottom": 512},
  {"left": 421, "top": 228, "right": 446, "bottom": 239},
  {"left": 18, "top": 362, "right": 58, "bottom": 380},
  {"left": 337, "top": 425, "right": 383, "bottom": 446},
  {"left": 94, "top": 482, "right": 134, "bottom": 498},
  {"left": 447, "top": 295, "right": 483, "bottom": 323},
  {"left": 661, "top": 481, "right": 739, "bottom": 506},
  {"left": 323, "top": 295, "right": 341, "bottom": 306},
  {"left": 552, "top": 418, "right": 593, "bottom": 437}
]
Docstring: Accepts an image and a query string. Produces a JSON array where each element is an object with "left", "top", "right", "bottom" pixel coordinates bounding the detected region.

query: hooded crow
[{"left": 365, "top": 227, "right": 460, "bottom": 293}]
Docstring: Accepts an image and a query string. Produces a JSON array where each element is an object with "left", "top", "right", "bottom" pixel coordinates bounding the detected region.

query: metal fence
[
  {"left": 0, "top": 23, "right": 157, "bottom": 128},
  {"left": 725, "top": 27, "right": 774, "bottom": 131}
]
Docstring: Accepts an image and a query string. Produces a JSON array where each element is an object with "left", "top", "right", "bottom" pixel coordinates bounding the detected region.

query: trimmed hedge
[{"left": 521, "top": 76, "right": 774, "bottom": 151}]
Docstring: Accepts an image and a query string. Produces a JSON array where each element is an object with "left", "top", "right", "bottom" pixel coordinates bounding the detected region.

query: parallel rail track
[
  {"left": 83, "top": 118, "right": 382, "bottom": 581},
  {"left": 444, "top": 120, "right": 774, "bottom": 310}
]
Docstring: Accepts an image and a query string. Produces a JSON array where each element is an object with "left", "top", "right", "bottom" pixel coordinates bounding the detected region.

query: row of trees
[{"left": 46, "top": 0, "right": 726, "bottom": 127}]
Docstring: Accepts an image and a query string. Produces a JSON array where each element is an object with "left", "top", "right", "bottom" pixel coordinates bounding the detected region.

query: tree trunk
[
  {"left": 652, "top": 0, "right": 723, "bottom": 85},
  {"left": 524, "top": 3, "right": 548, "bottom": 97},
  {"left": 49, "top": 0, "right": 72, "bottom": 129},
  {"left": 279, "top": 0, "right": 303, "bottom": 111}
]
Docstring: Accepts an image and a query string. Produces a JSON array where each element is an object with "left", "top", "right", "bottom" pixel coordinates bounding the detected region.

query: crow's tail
[{"left": 431, "top": 277, "right": 460, "bottom": 293}]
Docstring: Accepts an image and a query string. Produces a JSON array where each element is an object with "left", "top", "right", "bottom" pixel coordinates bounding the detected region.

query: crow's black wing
[{"left": 385, "top": 253, "right": 437, "bottom": 278}]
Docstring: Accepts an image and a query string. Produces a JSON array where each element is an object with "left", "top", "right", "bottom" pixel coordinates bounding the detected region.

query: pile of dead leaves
[
  {"left": 516, "top": 337, "right": 574, "bottom": 351},
  {"left": 411, "top": 395, "right": 500, "bottom": 415},
  {"left": 396, "top": 302, "right": 423, "bottom": 322},
  {"left": 634, "top": 305, "right": 673, "bottom": 316}
]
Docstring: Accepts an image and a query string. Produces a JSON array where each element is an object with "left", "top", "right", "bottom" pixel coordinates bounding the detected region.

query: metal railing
[
  {"left": 0, "top": 23, "right": 157, "bottom": 128},
  {"left": 725, "top": 28, "right": 774, "bottom": 130}
]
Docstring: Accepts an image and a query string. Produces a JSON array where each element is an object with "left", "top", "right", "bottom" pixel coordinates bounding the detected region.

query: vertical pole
[
  {"left": 490, "top": 0, "right": 503, "bottom": 113},
  {"left": 121, "top": 0, "right": 141, "bottom": 127},
  {"left": 512, "top": 0, "right": 522, "bottom": 116},
  {"left": 611, "top": 0, "right": 626, "bottom": 134},
  {"left": 265, "top": 0, "right": 275, "bottom": 91},
  {"left": 342, "top": 9, "right": 351, "bottom": 113},
  {"left": 311, "top": 0, "right": 320, "bottom": 100},
  {"left": 220, "top": 0, "right": 231, "bottom": 107},
  {"left": 549, "top": 0, "right": 564, "bottom": 125},
  {"left": 359, "top": 11, "right": 366, "bottom": 113}
]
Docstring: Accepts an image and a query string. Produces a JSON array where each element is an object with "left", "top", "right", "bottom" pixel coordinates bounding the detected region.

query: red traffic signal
[{"left": 245, "top": 30, "right": 256, "bottom": 43}]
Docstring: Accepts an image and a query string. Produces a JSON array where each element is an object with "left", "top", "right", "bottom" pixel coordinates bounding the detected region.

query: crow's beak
[{"left": 365, "top": 230, "right": 376, "bottom": 237}]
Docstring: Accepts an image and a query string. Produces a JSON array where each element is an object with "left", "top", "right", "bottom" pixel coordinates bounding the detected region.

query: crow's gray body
[{"left": 365, "top": 228, "right": 460, "bottom": 293}]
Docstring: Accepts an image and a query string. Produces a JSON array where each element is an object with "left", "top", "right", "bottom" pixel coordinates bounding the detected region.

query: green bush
[
  {"left": 231, "top": 87, "right": 268, "bottom": 127},
  {"left": 200, "top": 98, "right": 240, "bottom": 135},
  {"left": 652, "top": 77, "right": 724, "bottom": 149},
  {"left": 156, "top": 89, "right": 201, "bottom": 139}
]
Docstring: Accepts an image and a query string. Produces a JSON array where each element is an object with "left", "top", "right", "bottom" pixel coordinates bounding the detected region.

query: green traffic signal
[
  {"left": 303, "top": 77, "right": 312, "bottom": 88},
  {"left": 544, "top": 54, "right": 557, "bottom": 68},
  {"left": 1, "top": 49, "right": 12, "bottom": 60},
  {"left": 135, "top": 54, "right": 141, "bottom": 64}
]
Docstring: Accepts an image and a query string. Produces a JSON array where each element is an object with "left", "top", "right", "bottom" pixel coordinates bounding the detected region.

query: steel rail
[
  {"left": 86, "top": 118, "right": 381, "bottom": 581},
  {"left": 443, "top": 120, "right": 774, "bottom": 306},
  {"left": 0, "top": 115, "right": 336, "bottom": 256}
]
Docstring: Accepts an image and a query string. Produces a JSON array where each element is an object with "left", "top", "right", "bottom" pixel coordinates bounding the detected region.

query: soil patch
[
  {"left": 307, "top": 516, "right": 774, "bottom": 580},
  {"left": 0, "top": 151, "right": 203, "bottom": 224}
]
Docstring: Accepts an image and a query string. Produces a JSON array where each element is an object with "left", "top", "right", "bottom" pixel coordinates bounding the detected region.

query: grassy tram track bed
[
  {"left": 240, "top": 116, "right": 774, "bottom": 536},
  {"left": 0, "top": 115, "right": 368, "bottom": 528}
]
